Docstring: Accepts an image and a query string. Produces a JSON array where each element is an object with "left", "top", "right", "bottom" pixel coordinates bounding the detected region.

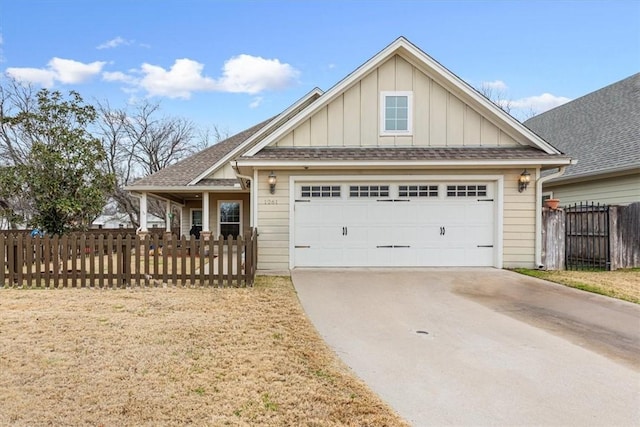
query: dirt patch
[{"left": 0, "top": 276, "right": 407, "bottom": 426}]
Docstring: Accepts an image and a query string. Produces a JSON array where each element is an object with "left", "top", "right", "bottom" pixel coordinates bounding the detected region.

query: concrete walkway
[{"left": 291, "top": 268, "right": 640, "bottom": 426}]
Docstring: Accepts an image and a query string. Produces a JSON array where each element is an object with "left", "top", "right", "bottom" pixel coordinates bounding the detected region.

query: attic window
[{"left": 380, "top": 91, "right": 413, "bottom": 135}]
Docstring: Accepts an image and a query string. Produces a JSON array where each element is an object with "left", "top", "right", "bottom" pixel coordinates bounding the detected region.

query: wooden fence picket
[{"left": 1, "top": 230, "right": 258, "bottom": 288}]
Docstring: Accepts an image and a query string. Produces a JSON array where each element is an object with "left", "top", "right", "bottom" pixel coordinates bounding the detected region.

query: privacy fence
[
  {"left": 542, "top": 202, "right": 640, "bottom": 270},
  {"left": 1, "top": 229, "right": 258, "bottom": 288}
]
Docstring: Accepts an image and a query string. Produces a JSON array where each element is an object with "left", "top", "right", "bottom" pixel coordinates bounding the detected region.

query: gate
[{"left": 565, "top": 202, "right": 610, "bottom": 270}]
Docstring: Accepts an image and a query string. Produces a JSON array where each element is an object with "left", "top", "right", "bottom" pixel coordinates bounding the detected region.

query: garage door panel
[{"left": 294, "top": 181, "right": 496, "bottom": 267}]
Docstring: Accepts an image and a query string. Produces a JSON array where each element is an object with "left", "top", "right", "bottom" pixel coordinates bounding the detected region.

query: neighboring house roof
[
  {"left": 525, "top": 73, "right": 640, "bottom": 182},
  {"left": 129, "top": 118, "right": 274, "bottom": 188}
]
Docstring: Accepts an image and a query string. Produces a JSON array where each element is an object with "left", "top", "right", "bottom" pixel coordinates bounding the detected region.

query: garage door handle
[
  {"left": 440, "top": 227, "right": 446, "bottom": 236},
  {"left": 477, "top": 245, "right": 493, "bottom": 248},
  {"left": 342, "top": 227, "right": 348, "bottom": 236},
  {"left": 377, "top": 245, "right": 393, "bottom": 248},
  {"left": 295, "top": 245, "right": 311, "bottom": 249}
]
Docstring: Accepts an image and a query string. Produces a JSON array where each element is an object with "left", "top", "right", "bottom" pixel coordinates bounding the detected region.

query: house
[
  {"left": 525, "top": 73, "right": 640, "bottom": 206},
  {"left": 127, "top": 37, "right": 571, "bottom": 271},
  {"left": 91, "top": 212, "right": 165, "bottom": 229}
]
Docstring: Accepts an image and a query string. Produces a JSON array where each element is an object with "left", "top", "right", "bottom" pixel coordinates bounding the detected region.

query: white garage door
[{"left": 293, "top": 181, "right": 495, "bottom": 267}]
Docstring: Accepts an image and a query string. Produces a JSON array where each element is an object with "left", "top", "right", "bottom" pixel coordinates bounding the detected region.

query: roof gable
[
  {"left": 128, "top": 88, "right": 323, "bottom": 189},
  {"left": 245, "top": 37, "right": 561, "bottom": 157},
  {"left": 128, "top": 118, "right": 273, "bottom": 188},
  {"left": 525, "top": 73, "right": 640, "bottom": 180}
]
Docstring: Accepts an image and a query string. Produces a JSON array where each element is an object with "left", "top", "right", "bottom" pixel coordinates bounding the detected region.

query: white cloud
[
  {"left": 6, "top": 57, "right": 106, "bottom": 87},
  {"left": 48, "top": 58, "right": 106, "bottom": 84},
  {"left": 139, "top": 59, "right": 217, "bottom": 99},
  {"left": 216, "top": 54, "right": 299, "bottom": 94},
  {"left": 249, "top": 96, "right": 263, "bottom": 109},
  {"left": 481, "top": 80, "right": 508, "bottom": 91},
  {"left": 511, "top": 93, "right": 572, "bottom": 115},
  {"left": 97, "top": 36, "right": 131, "bottom": 50},
  {"left": 107, "top": 54, "right": 300, "bottom": 99},
  {"left": 102, "top": 70, "right": 138, "bottom": 84},
  {"left": 5, "top": 67, "right": 56, "bottom": 87}
]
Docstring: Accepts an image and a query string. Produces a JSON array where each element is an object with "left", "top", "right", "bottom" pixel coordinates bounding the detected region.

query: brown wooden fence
[
  {"left": 542, "top": 202, "right": 640, "bottom": 270},
  {"left": 1, "top": 229, "right": 258, "bottom": 288}
]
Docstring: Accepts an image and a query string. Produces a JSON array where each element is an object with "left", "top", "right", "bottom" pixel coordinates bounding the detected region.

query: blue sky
[{"left": 1, "top": 0, "right": 639, "bottom": 135}]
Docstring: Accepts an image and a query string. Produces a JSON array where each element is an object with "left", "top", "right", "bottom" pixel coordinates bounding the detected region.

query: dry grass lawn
[
  {"left": 515, "top": 269, "right": 640, "bottom": 304},
  {"left": 0, "top": 276, "right": 407, "bottom": 426}
]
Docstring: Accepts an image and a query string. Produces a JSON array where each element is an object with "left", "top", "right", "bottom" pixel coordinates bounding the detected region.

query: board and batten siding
[
  {"left": 545, "top": 173, "right": 640, "bottom": 206},
  {"left": 274, "top": 55, "right": 520, "bottom": 149},
  {"left": 255, "top": 168, "right": 537, "bottom": 271},
  {"left": 212, "top": 163, "right": 237, "bottom": 179}
]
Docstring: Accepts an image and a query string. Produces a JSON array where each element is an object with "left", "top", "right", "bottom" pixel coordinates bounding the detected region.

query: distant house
[
  {"left": 127, "top": 37, "right": 572, "bottom": 270},
  {"left": 91, "top": 212, "right": 165, "bottom": 230},
  {"left": 525, "top": 73, "right": 640, "bottom": 206}
]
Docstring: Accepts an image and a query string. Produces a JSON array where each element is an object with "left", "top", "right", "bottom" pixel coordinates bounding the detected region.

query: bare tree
[
  {"left": 95, "top": 100, "right": 228, "bottom": 228},
  {"left": 477, "top": 82, "right": 512, "bottom": 114}
]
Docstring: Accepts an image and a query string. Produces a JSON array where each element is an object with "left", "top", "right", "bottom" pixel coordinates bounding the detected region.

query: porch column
[
  {"left": 165, "top": 200, "right": 172, "bottom": 233},
  {"left": 139, "top": 193, "right": 148, "bottom": 234},
  {"left": 201, "top": 191, "right": 212, "bottom": 240}
]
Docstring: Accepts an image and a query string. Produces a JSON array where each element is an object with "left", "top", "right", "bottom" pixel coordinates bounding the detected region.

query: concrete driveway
[{"left": 291, "top": 268, "right": 640, "bottom": 426}]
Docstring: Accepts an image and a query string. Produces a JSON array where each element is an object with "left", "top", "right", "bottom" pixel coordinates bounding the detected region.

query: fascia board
[
  {"left": 545, "top": 165, "right": 640, "bottom": 186},
  {"left": 235, "top": 158, "right": 573, "bottom": 168},
  {"left": 187, "top": 87, "right": 324, "bottom": 185},
  {"left": 125, "top": 185, "right": 243, "bottom": 192},
  {"left": 245, "top": 37, "right": 560, "bottom": 157}
]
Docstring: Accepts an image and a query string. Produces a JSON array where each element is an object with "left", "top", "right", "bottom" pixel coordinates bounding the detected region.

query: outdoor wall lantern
[
  {"left": 518, "top": 169, "right": 531, "bottom": 192},
  {"left": 268, "top": 171, "right": 277, "bottom": 194}
]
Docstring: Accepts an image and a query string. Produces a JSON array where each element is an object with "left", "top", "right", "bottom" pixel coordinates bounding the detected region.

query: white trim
[
  {"left": 252, "top": 168, "right": 259, "bottom": 228},
  {"left": 236, "top": 158, "right": 572, "bottom": 168},
  {"left": 288, "top": 174, "right": 503, "bottom": 269},
  {"left": 246, "top": 37, "right": 561, "bottom": 157},
  {"left": 188, "top": 88, "right": 324, "bottom": 185},
  {"left": 380, "top": 91, "right": 413, "bottom": 135},
  {"left": 217, "top": 200, "right": 243, "bottom": 238},
  {"left": 202, "top": 191, "right": 210, "bottom": 233}
]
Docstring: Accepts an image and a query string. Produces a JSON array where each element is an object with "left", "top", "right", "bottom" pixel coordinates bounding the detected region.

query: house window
[
  {"left": 349, "top": 185, "right": 390, "bottom": 198},
  {"left": 218, "top": 201, "right": 242, "bottom": 238},
  {"left": 300, "top": 185, "right": 341, "bottom": 198},
  {"left": 191, "top": 209, "right": 203, "bottom": 227},
  {"left": 380, "top": 91, "right": 413, "bottom": 135},
  {"left": 399, "top": 185, "right": 438, "bottom": 198}
]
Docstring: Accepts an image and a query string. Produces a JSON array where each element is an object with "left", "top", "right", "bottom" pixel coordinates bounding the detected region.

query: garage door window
[
  {"left": 447, "top": 185, "right": 487, "bottom": 197},
  {"left": 301, "top": 185, "right": 341, "bottom": 198},
  {"left": 349, "top": 185, "right": 390, "bottom": 197},
  {"left": 399, "top": 185, "right": 438, "bottom": 197}
]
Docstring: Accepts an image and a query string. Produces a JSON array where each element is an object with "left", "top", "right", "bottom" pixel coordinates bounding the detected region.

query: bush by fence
[{"left": 1, "top": 229, "right": 257, "bottom": 288}]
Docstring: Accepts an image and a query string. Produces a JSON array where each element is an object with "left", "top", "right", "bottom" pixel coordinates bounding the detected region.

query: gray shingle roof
[
  {"left": 524, "top": 73, "right": 640, "bottom": 179},
  {"left": 128, "top": 117, "right": 274, "bottom": 188},
  {"left": 245, "top": 146, "right": 568, "bottom": 162}
]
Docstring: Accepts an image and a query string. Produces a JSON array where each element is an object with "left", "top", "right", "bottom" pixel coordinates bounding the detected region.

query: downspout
[
  {"left": 535, "top": 165, "right": 568, "bottom": 269},
  {"left": 233, "top": 161, "right": 254, "bottom": 228}
]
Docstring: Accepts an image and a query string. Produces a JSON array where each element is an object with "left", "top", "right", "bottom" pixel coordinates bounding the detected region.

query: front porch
[{"left": 135, "top": 186, "right": 251, "bottom": 241}]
